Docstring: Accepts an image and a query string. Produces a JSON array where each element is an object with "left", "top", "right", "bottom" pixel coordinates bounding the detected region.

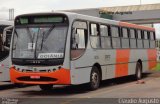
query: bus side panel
[
  {"left": 102, "top": 50, "right": 116, "bottom": 80},
  {"left": 128, "top": 49, "right": 149, "bottom": 75},
  {"left": 70, "top": 48, "right": 94, "bottom": 85},
  {"left": 91, "top": 50, "right": 117, "bottom": 81},
  {"left": 70, "top": 66, "right": 91, "bottom": 85},
  {"left": 104, "top": 65, "right": 115, "bottom": 79},
  {"left": 128, "top": 62, "right": 137, "bottom": 75},
  {"left": 148, "top": 49, "right": 157, "bottom": 70},
  {"left": 142, "top": 61, "right": 149, "bottom": 72},
  {"left": 70, "top": 49, "right": 117, "bottom": 84},
  {"left": 115, "top": 49, "right": 130, "bottom": 78},
  {"left": 0, "top": 57, "right": 10, "bottom": 81},
  {"left": 141, "top": 50, "right": 149, "bottom": 72}
]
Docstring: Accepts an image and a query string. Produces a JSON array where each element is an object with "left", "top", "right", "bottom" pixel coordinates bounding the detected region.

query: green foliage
[{"left": 154, "top": 63, "right": 160, "bottom": 71}]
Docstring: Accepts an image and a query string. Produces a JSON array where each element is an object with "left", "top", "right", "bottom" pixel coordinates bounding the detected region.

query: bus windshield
[{"left": 12, "top": 25, "right": 68, "bottom": 60}]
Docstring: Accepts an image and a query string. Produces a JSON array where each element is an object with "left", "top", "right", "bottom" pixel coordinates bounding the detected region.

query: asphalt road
[{"left": 0, "top": 71, "right": 160, "bottom": 104}]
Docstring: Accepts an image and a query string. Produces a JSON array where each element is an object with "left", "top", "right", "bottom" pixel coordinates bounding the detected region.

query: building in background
[{"left": 63, "top": 3, "right": 160, "bottom": 39}]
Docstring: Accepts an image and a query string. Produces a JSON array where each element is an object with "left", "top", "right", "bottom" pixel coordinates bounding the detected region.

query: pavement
[{"left": 0, "top": 70, "right": 160, "bottom": 104}]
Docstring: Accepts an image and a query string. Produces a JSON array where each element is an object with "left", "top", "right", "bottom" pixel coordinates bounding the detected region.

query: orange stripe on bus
[
  {"left": 148, "top": 49, "right": 157, "bottom": 70},
  {"left": 119, "top": 22, "right": 155, "bottom": 31},
  {"left": 115, "top": 49, "right": 130, "bottom": 78}
]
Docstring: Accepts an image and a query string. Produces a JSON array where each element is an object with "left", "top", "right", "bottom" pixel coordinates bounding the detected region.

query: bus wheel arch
[
  {"left": 88, "top": 63, "right": 102, "bottom": 90},
  {"left": 138, "top": 59, "right": 143, "bottom": 70},
  {"left": 135, "top": 59, "right": 143, "bottom": 80},
  {"left": 93, "top": 63, "right": 102, "bottom": 81}
]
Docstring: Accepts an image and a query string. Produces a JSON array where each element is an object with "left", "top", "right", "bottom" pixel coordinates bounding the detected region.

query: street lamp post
[
  {"left": 9, "top": 8, "right": 14, "bottom": 21},
  {"left": 140, "top": 0, "right": 142, "bottom": 5}
]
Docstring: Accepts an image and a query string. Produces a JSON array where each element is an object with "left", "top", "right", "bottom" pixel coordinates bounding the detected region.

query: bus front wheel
[
  {"left": 39, "top": 84, "right": 53, "bottom": 91},
  {"left": 89, "top": 66, "right": 100, "bottom": 90},
  {"left": 14, "top": 83, "right": 26, "bottom": 88}
]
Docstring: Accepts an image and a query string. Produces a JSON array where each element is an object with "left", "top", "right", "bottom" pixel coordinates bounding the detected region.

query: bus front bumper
[{"left": 10, "top": 67, "right": 71, "bottom": 85}]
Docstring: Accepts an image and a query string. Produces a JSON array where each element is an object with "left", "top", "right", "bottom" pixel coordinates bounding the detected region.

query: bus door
[{"left": 70, "top": 21, "right": 88, "bottom": 69}]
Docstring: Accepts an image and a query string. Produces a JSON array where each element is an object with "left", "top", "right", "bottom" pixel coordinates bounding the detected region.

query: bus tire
[
  {"left": 14, "top": 83, "right": 26, "bottom": 88},
  {"left": 39, "top": 84, "right": 53, "bottom": 91},
  {"left": 89, "top": 66, "right": 100, "bottom": 90},
  {"left": 135, "top": 62, "right": 142, "bottom": 80}
]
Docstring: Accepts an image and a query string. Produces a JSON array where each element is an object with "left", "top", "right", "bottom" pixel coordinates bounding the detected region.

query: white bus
[
  {"left": 10, "top": 12, "right": 156, "bottom": 90},
  {"left": 0, "top": 20, "right": 13, "bottom": 82}
]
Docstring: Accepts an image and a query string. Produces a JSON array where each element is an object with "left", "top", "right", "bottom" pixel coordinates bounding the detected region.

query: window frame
[
  {"left": 89, "top": 22, "right": 101, "bottom": 49},
  {"left": 100, "top": 24, "right": 112, "bottom": 49},
  {"left": 136, "top": 29, "right": 144, "bottom": 49},
  {"left": 121, "top": 27, "right": 130, "bottom": 49},
  {"left": 129, "top": 28, "right": 137, "bottom": 49},
  {"left": 121, "top": 27, "right": 129, "bottom": 38},
  {"left": 143, "top": 31, "right": 148, "bottom": 40},
  {"left": 71, "top": 20, "right": 88, "bottom": 60},
  {"left": 149, "top": 31, "right": 156, "bottom": 48},
  {"left": 111, "top": 25, "right": 121, "bottom": 49}
]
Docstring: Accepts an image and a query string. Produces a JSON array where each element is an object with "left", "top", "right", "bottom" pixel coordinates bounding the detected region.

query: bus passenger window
[
  {"left": 144, "top": 31, "right": 148, "bottom": 39},
  {"left": 137, "top": 30, "right": 143, "bottom": 48},
  {"left": 137, "top": 30, "right": 142, "bottom": 39},
  {"left": 149, "top": 32, "right": 156, "bottom": 48},
  {"left": 71, "top": 21, "right": 88, "bottom": 59},
  {"left": 100, "top": 25, "right": 111, "bottom": 48},
  {"left": 91, "top": 24, "right": 98, "bottom": 36},
  {"left": 111, "top": 26, "right": 121, "bottom": 48},
  {"left": 121, "top": 28, "right": 129, "bottom": 48},
  {"left": 122, "top": 28, "right": 128, "bottom": 38},
  {"left": 150, "top": 32, "right": 155, "bottom": 40},
  {"left": 130, "top": 29, "right": 136, "bottom": 48},
  {"left": 100, "top": 25, "right": 108, "bottom": 36},
  {"left": 90, "top": 23, "right": 101, "bottom": 48},
  {"left": 130, "top": 29, "right": 136, "bottom": 38},
  {"left": 72, "top": 29, "right": 86, "bottom": 49},
  {"left": 143, "top": 31, "right": 149, "bottom": 48}
]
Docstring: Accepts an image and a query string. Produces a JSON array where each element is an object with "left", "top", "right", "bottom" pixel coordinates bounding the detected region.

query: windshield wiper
[
  {"left": 40, "top": 25, "right": 55, "bottom": 50},
  {"left": 41, "top": 31, "right": 45, "bottom": 50},
  {"left": 14, "top": 30, "right": 18, "bottom": 38}
]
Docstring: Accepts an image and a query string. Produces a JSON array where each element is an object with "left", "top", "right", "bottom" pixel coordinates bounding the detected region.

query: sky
[
  {"left": 1, "top": 0, "right": 160, "bottom": 19},
  {"left": 0, "top": 0, "right": 160, "bottom": 38}
]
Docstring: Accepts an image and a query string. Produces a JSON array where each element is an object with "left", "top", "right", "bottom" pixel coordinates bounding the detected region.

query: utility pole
[
  {"left": 9, "top": 8, "right": 14, "bottom": 21},
  {"left": 140, "top": 0, "right": 142, "bottom": 5}
]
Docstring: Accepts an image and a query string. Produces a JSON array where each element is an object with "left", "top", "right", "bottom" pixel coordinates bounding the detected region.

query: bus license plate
[{"left": 30, "top": 76, "right": 40, "bottom": 79}]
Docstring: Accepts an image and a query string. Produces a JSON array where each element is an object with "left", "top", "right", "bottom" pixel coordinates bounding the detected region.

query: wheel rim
[
  {"left": 137, "top": 67, "right": 141, "bottom": 79},
  {"left": 91, "top": 72, "right": 99, "bottom": 88}
]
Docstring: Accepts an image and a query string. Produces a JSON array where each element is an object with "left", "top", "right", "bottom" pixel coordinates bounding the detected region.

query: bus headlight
[
  {"left": 48, "top": 69, "right": 51, "bottom": 72},
  {"left": 58, "top": 66, "right": 61, "bottom": 69},
  {"left": 11, "top": 65, "right": 16, "bottom": 69},
  {"left": 22, "top": 69, "right": 25, "bottom": 72},
  {"left": 17, "top": 68, "right": 20, "bottom": 71},
  {"left": 53, "top": 68, "right": 56, "bottom": 72}
]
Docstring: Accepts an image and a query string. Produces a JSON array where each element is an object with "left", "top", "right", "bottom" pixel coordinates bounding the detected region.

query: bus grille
[{"left": 17, "top": 76, "right": 57, "bottom": 82}]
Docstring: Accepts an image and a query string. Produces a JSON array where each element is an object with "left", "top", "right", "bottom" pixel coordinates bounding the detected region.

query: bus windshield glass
[{"left": 12, "top": 25, "right": 68, "bottom": 59}]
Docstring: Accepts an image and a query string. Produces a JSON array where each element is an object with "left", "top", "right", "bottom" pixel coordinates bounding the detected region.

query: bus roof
[
  {"left": 15, "top": 12, "right": 155, "bottom": 31},
  {"left": 119, "top": 22, "right": 155, "bottom": 31}
]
